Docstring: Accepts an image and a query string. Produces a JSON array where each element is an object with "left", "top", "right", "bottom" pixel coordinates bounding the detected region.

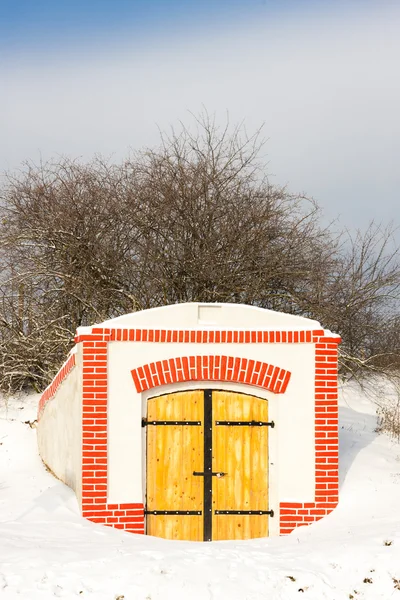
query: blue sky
[
  {"left": 1, "top": 0, "right": 399, "bottom": 232},
  {"left": 0, "top": 1, "right": 360, "bottom": 43},
  {"left": 1, "top": 0, "right": 283, "bottom": 52},
  {"left": 1, "top": 1, "right": 384, "bottom": 52}
]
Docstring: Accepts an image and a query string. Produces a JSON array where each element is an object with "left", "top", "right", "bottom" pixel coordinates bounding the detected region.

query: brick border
[
  {"left": 38, "top": 325, "right": 340, "bottom": 536},
  {"left": 75, "top": 327, "right": 326, "bottom": 344},
  {"left": 37, "top": 353, "right": 76, "bottom": 419},
  {"left": 279, "top": 339, "right": 340, "bottom": 534},
  {"left": 131, "top": 356, "right": 291, "bottom": 394},
  {"left": 81, "top": 339, "right": 144, "bottom": 533}
]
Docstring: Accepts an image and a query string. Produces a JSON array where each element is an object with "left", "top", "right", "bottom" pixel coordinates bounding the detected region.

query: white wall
[
  {"left": 107, "top": 340, "right": 316, "bottom": 521},
  {"left": 37, "top": 347, "right": 83, "bottom": 506}
]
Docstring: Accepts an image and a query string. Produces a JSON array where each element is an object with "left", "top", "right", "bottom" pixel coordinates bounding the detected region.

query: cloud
[{"left": 1, "top": 2, "right": 399, "bottom": 229}]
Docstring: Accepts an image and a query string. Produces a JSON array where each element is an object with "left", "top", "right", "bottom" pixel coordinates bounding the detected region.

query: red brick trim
[
  {"left": 38, "top": 353, "right": 76, "bottom": 419},
  {"left": 279, "top": 336, "right": 339, "bottom": 534},
  {"left": 131, "top": 355, "right": 291, "bottom": 394},
  {"left": 75, "top": 328, "right": 329, "bottom": 344},
  {"left": 81, "top": 339, "right": 145, "bottom": 533}
]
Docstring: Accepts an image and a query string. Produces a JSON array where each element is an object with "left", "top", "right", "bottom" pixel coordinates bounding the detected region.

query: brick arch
[{"left": 131, "top": 355, "right": 291, "bottom": 394}]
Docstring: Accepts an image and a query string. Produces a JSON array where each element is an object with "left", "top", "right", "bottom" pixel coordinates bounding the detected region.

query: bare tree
[
  {"left": 0, "top": 112, "right": 399, "bottom": 394},
  {"left": 311, "top": 224, "right": 400, "bottom": 377},
  {"left": 126, "top": 113, "right": 337, "bottom": 311}
]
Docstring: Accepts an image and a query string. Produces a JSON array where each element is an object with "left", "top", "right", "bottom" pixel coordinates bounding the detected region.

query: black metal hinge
[
  {"left": 145, "top": 510, "right": 202, "bottom": 515},
  {"left": 215, "top": 510, "right": 274, "bottom": 516},
  {"left": 142, "top": 418, "right": 201, "bottom": 427},
  {"left": 215, "top": 420, "right": 275, "bottom": 428}
]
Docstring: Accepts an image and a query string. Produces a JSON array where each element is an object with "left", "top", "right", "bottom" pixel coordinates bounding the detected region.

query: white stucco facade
[
  {"left": 102, "top": 303, "right": 325, "bottom": 538},
  {"left": 107, "top": 341, "right": 315, "bottom": 507},
  {"left": 37, "top": 346, "right": 83, "bottom": 505}
]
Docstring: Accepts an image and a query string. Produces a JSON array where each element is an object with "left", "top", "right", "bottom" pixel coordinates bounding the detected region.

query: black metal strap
[
  {"left": 215, "top": 420, "right": 275, "bottom": 428},
  {"left": 193, "top": 471, "right": 226, "bottom": 477},
  {"left": 145, "top": 510, "right": 202, "bottom": 515},
  {"left": 203, "top": 390, "right": 213, "bottom": 542},
  {"left": 142, "top": 419, "right": 201, "bottom": 427},
  {"left": 215, "top": 510, "right": 274, "bottom": 516}
]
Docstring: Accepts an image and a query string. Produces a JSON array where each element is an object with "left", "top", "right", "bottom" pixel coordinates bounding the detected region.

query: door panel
[
  {"left": 146, "top": 390, "right": 204, "bottom": 541},
  {"left": 212, "top": 391, "right": 269, "bottom": 540},
  {"left": 146, "top": 389, "right": 270, "bottom": 541}
]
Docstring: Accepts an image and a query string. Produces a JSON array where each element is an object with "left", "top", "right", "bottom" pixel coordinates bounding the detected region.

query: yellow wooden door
[
  {"left": 145, "top": 389, "right": 270, "bottom": 541},
  {"left": 146, "top": 390, "right": 204, "bottom": 541},
  {"left": 212, "top": 391, "right": 270, "bottom": 541}
]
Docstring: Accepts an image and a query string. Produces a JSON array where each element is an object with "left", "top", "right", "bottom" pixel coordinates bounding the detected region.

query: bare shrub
[
  {"left": 0, "top": 112, "right": 399, "bottom": 392},
  {"left": 374, "top": 375, "right": 400, "bottom": 440}
]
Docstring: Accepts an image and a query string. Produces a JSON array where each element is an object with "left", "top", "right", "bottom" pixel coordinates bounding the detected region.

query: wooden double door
[{"left": 144, "top": 389, "right": 273, "bottom": 541}]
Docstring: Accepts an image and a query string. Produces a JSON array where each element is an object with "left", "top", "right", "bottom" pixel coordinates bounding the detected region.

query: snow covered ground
[{"left": 1, "top": 384, "right": 400, "bottom": 600}]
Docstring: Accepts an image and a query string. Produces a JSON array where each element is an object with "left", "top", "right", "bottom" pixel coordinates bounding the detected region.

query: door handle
[{"left": 193, "top": 471, "right": 227, "bottom": 477}]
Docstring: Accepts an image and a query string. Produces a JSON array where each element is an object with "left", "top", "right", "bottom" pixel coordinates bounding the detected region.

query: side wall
[{"left": 37, "top": 349, "right": 83, "bottom": 506}]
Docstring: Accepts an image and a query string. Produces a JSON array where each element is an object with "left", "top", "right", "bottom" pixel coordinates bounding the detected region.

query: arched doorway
[{"left": 144, "top": 389, "right": 273, "bottom": 541}]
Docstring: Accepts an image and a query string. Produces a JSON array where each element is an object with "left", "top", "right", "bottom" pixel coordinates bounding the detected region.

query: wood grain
[
  {"left": 212, "top": 391, "right": 269, "bottom": 540},
  {"left": 146, "top": 390, "right": 204, "bottom": 541},
  {"left": 146, "top": 389, "right": 269, "bottom": 541}
]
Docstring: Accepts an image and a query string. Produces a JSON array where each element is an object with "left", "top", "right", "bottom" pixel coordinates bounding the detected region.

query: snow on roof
[{"left": 76, "top": 302, "right": 338, "bottom": 336}]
